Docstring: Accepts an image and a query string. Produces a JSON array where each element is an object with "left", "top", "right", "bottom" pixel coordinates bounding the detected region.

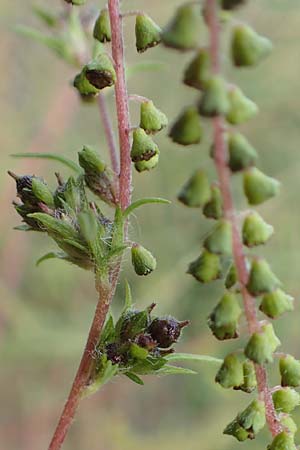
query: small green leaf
[
  {"left": 156, "top": 365, "right": 197, "bottom": 376},
  {"left": 36, "top": 251, "right": 66, "bottom": 266},
  {"left": 165, "top": 353, "right": 223, "bottom": 364},
  {"left": 32, "top": 5, "right": 58, "bottom": 27},
  {"left": 62, "top": 239, "right": 89, "bottom": 254},
  {"left": 123, "top": 197, "right": 171, "bottom": 218},
  {"left": 100, "top": 315, "right": 115, "bottom": 345},
  {"left": 11, "top": 153, "right": 82, "bottom": 174},
  {"left": 124, "top": 280, "right": 133, "bottom": 311},
  {"left": 125, "top": 372, "right": 144, "bottom": 385},
  {"left": 83, "top": 359, "right": 118, "bottom": 398}
]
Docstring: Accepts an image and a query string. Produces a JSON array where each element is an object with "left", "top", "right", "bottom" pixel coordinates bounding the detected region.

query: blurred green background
[{"left": 1, "top": 1, "right": 300, "bottom": 449}]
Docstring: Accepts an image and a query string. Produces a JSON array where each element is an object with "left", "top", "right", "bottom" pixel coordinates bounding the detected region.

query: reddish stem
[
  {"left": 206, "top": 0, "right": 281, "bottom": 437},
  {"left": 108, "top": 0, "right": 132, "bottom": 211}
]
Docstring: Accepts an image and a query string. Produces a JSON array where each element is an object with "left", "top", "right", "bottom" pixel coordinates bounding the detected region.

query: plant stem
[
  {"left": 206, "top": 0, "right": 281, "bottom": 437},
  {"left": 108, "top": 0, "right": 132, "bottom": 211}
]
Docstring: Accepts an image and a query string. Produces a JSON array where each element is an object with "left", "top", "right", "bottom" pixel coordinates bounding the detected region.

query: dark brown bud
[{"left": 148, "top": 316, "right": 189, "bottom": 348}]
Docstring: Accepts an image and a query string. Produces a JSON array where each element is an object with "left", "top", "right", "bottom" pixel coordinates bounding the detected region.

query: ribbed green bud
[
  {"left": 198, "top": 76, "right": 230, "bottom": 117},
  {"left": 135, "top": 14, "right": 161, "bottom": 53},
  {"left": 8, "top": 172, "right": 53, "bottom": 209},
  {"left": 247, "top": 258, "right": 281, "bottom": 296},
  {"left": 188, "top": 250, "right": 222, "bottom": 283},
  {"left": 93, "top": 9, "right": 111, "bottom": 43},
  {"left": 31, "top": 177, "right": 54, "bottom": 207},
  {"left": 140, "top": 101, "right": 168, "bottom": 134},
  {"left": 245, "top": 322, "right": 280, "bottom": 364},
  {"left": 183, "top": 48, "right": 211, "bottom": 90},
  {"left": 280, "top": 355, "right": 300, "bottom": 387},
  {"left": 232, "top": 24, "right": 272, "bottom": 67},
  {"left": 242, "top": 211, "right": 273, "bottom": 247},
  {"left": 273, "top": 388, "right": 300, "bottom": 414},
  {"left": 268, "top": 432, "right": 297, "bottom": 450},
  {"left": 260, "top": 289, "right": 294, "bottom": 319},
  {"left": 169, "top": 106, "right": 203, "bottom": 146},
  {"left": 228, "top": 132, "right": 258, "bottom": 172},
  {"left": 130, "top": 128, "right": 160, "bottom": 172},
  {"left": 78, "top": 209, "right": 99, "bottom": 245},
  {"left": 224, "top": 399, "right": 266, "bottom": 441},
  {"left": 203, "top": 184, "right": 223, "bottom": 219},
  {"left": 225, "top": 263, "right": 237, "bottom": 289},
  {"left": 208, "top": 291, "right": 241, "bottom": 340},
  {"left": 131, "top": 244, "right": 157, "bottom": 276},
  {"left": 162, "top": 4, "right": 201, "bottom": 51},
  {"left": 204, "top": 219, "right": 232, "bottom": 255},
  {"left": 221, "top": 0, "right": 246, "bottom": 9},
  {"left": 78, "top": 145, "right": 106, "bottom": 173},
  {"left": 178, "top": 169, "right": 210, "bottom": 207},
  {"left": 84, "top": 54, "right": 116, "bottom": 90},
  {"left": 215, "top": 352, "right": 244, "bottom": 388},
  {"left": 243, "top": 167, "right": 280, "bottom": 205},
  {"left": 280, "top": 416, "right": 298, "bottom": 436},
  {"left": 239, "top": 360, "right": 257, "bottom": 393},
  {"left": 226, "top": 86, "right": 258, "bottom": 125}
]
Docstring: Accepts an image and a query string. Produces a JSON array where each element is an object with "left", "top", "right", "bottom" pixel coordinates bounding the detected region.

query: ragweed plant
[
  {"left": 163, "top": 0, "right": 299, "bottom": 448},
  {"left": 9, "top": 1, "right": 222, "bottom": 450}
]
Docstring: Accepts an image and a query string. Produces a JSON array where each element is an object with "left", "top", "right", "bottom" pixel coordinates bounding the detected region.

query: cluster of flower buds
[
  {"left": 162, "top": 0, "right": 299, "bottom": 447},
  {"left": 94, "top": 297, "right": 190, "bottom": 385}
]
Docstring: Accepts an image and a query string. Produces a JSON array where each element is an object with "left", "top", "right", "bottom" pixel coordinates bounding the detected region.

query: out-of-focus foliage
[{"left": 1, "top": 0, "right": 300, "bottom": 449}]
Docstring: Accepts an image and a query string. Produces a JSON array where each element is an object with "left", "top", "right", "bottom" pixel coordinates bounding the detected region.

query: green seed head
[
  {"left": 178, "top": 169, "right": 211, "bottom": 207},
  {"left": 93, "top": 8, "right": 111, "bottom": 43},
  {"left": 267, "top": 432, "right": 297, "bottom": 450},
  {"left": 131, "top": 244, "right": 157, "bottom": 276},
  {"left": 73, "top": 71, "right": 100, "bottom": 97},
  {"left": 84, "top": 54, "right": 116, "bottom": 90},
  {"left": 162, "top": 4, "right": 201, "bottom": 51},
  {"left": 238, "top": 360, "right": 257, "bottom": 393},
  {"left": 228, "top": 132, "right": 258, "bottom": 172},
  {"left": 78, "top": 145, "right": 106, "bottom": 174},
  {"left": 203, "top": 184, "right": 223, "bottom": 219},
  {"left": 280, "top": 416, "right": 298, "bottom": 436},
  {"left": 226, "top": 86, "right": 258, "bottom": 125},
  {"left": 223, "top": 419, "right": 249, "bottom": 441},
  {"left": 135, "top": 14, "right": 162, "bottom": 53},
  {"left": 280, "top": 355, "right": 300, "bottom": 388},
  {"left": 273, "top": 387, "right": 300, "bottom": 414},
  {"left": 243, "top": 167, "right": 280, "bottom": 205},
  {"left": 225, "top": 262, "right": 237, "bottom": 289},
  {"left": 198, "top": 76, "right": 230, "bottom": 117},
  {"left": 238, "top": 399, "right": 266, "bottom": 438},
  {"left": 208, "top": 291, "right": 241, "bottom": 340},
  {"left": 247, "top": 258, "right": 281, "bottom": 296},
  {"left": 140, "top": 101, "right": 168, "bottom": 134},
  {"left": 183, "top": 48, "right": 211, "bottom": 90},
  {"left": 188, "top": 250, "right": 222, "bottom": 283},
  {"left": 231, "top": 24, "right": 272, "bottom": 67},
  {"left": 242, "top": 211, "right": 273, "bottom": 247},
  {"left": 130, "top": 128, "right": 160, "bottom": 172},
  {"left": 169, "top": 106, "right": 203, "bottom": 146},
  {"left": 245, "top": 322, "right": 280, "bottom": 364},
  {"left": 204, "top": 219, "right": 232, "bottom": 255},
  {"left": 215, "top": 352, "right": 244, "bottom": 388},
  {"left": 260, "top": 289, "right": 294, "bottom": 319}
]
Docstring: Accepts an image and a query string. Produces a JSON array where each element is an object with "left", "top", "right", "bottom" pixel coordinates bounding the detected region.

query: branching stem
[{"left": 206, "top": 0, "right": 281, "bottom": 437}]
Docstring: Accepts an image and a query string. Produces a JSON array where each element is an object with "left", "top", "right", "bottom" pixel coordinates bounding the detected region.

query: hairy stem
[{"left": 206, "top": 0, "right": 281, "bottom": 437}]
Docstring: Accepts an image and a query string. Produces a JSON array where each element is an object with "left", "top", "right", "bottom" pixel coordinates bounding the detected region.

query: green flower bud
[
  {"left": 245, "top": 322, "right": 280, "bottom": 364},
  {"left": 78, "top": 210, "right": 98, "bottom": 244},
  {"left": 208, "top": 291, "right": 241, "bottom": 340},
  {"left": 130, "top": 128, "right": 160, "bottom": 172},
  {"left": 221, "top": 0, "right": 246, "bottom": 9},
  {"left": 178, "top": 169, "right": 211, "bottom": 207},
  {"left": 247, "top": 258, "right": 281, "bottom": 296},
  {"left": 268, "top": 432, "right": 297, "bottom": 450},
  {"left": 242, "top": 211, "right": 273, "bottom": 247},
  {"left": 204, "top": 219, "right": 232, "bottom": 255},
  {"left": 8, "top": 171, "right": 53, "bottom": 208},
  {"left": 93, "top": 8, "right": 111, "bottom": 43},
  {"left": 188, "top": 250, "right": 222, "bottom": 283},
  {"left": 238, "top": 360, "right": 257, "bottom": 393},
  {"left": 131, "top": 244, "right": 157, "bottom": 276},
  {"left": 148, "top": 316, "right": 189, "bottom": 348},
  {"left": 243, "top": 167, "right": 280, "bottom": 205},
  {"left": 203, "top": 184, "right": 223, "bottom": 219},
  {"left": 31, "top": 177, "right": 54, "bottom": 207},
  {"left": 169, "top": 106, "right": 203, "bottom": 146},
  {"left": 226, "top": 86, "right": 258, "bottom": 125},
  {"left": 227, "top": 132, "right": 258, "bottom": 172},
  {"left": 84, "top": 54, "right": 116, "bottom": 90},
  {"left": 223, "top": 419, "right": 249, "bottom": 441},
  {"left": 162, "top": 4, "right": 201, "bottom": 51},
  {"left": 260, "top": 289, "right": 294, "bottom": 319},
  {"left": 78, "top": 145, "right": 117, "bottom": 205},
  {"left": 280, "top": 355, "right": 300, "bottom": 387},
  {"left": 73, "top": 71, "right": 100, "bottom": 97},
  {"left": 273, "top": 388, "right": 300, "bottom": 414},
  {"left": 135, "top": 14, "right": 161, "bottom": 53},
  {"left": 140, "top": 101, "right": 168, "bottom": 134},
  {"left": 225, "top": 262, "right": 237, "bottom": 289},
  {"left": 280, "top": 416, "right": 298, "bottom": 436},
  {"left": 183, "top": 48, "right": 211, "bottom": 90},
  {"left": 198, "top": 76, "right": 230, "bottom": 117},
  {"left": 232, "top": 24, "right": 272, "bottom": 67},
  {"left": 238, "top": 399, "right": 266, "bottom": 438},
  {"left": 215, "top": 352, "right": 244, "bottom": 388}
]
